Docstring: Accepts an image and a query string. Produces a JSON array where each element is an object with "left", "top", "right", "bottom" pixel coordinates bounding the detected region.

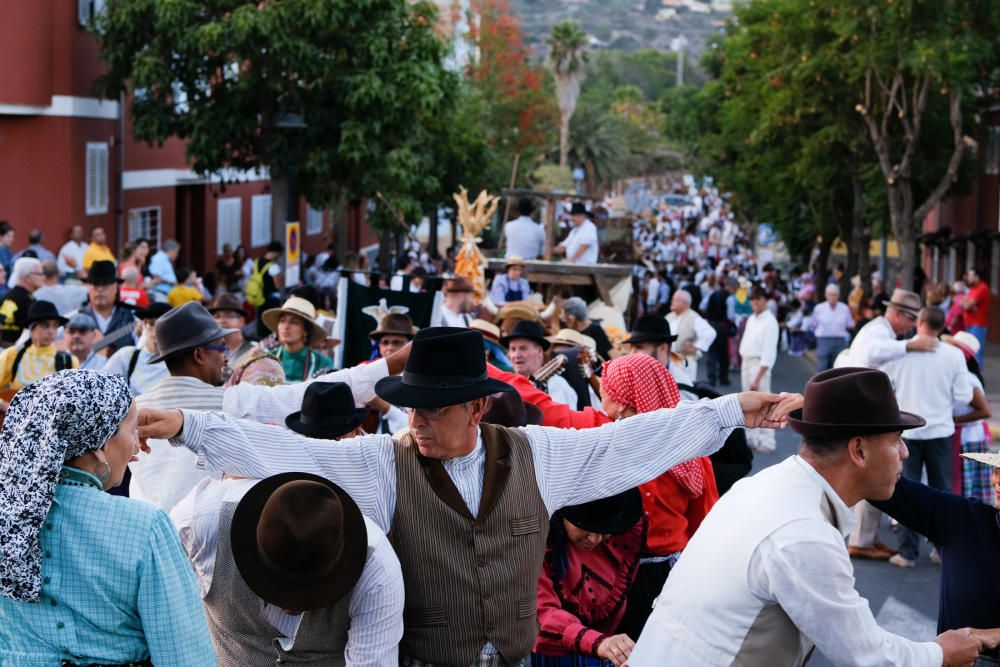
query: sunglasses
[
  {"left": 201, "top": 344, "right": 229, "bottom": 357},
  {"left": 407, "top": 404, "right": 462, "bottom": 421}
]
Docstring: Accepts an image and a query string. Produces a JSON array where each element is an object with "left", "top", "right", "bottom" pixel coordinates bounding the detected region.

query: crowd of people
[{"left": 0, "top": 180, "right": 995, "bottom": 667}]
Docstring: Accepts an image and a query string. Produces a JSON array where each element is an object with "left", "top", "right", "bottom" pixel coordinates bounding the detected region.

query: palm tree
[
  {"left": 567, "top": 106, "right": 628, "bottom": 193},
  {"left": 547, "top": 21, "right": 589, "bottom": 168}
]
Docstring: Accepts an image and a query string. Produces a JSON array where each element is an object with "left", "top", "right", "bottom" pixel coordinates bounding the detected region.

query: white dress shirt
[
  {"left": 103, "top": 344, "right": 170, "bottom": 396},
  {"left": 170, "top": 477, "right": 403, "bottom": 666},
  {"left": 841, "top": 317, "right": 906, "bottom": 369},
  {"left": 57, "top": 240, "right": 88, "bottom": 275},
  {"left": 667, "top": 310, "right": 717, "bottom": 357},
  {"left": 558, "top": 220, "right": 599, "bottom": 264},
  {"left": 881, "top": 342, "right": 973, "bottom": 439},
  {"left": 739, "top": 310, "right": 779, "bottom": 369},
  {"left": 437, "top": 306, "right": 471, "bottom": 328},
  {"left": 545, "top": 374, "right": 579, "bottom": 408},
  {"left": 503, "top": 217, "right": 545, "bottom": 260},
  {"left": 809, "top": 301, "right": 854, "bottom": 338}
]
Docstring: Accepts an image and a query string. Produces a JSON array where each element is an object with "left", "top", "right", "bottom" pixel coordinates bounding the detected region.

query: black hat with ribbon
[
  {"left": 375, "top": 327, "right": 514, "bottom": 409},
  {"left": 285, "top": 382, "right": 369, "bottom": 439}
]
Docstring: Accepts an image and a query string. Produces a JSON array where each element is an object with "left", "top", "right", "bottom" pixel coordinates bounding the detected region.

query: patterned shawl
[
  {"left": 0, "top": 369, "right": 132, "bottom": 601},
  {"left": 602, "top": 352, "right": 706, "bottom": 497}
]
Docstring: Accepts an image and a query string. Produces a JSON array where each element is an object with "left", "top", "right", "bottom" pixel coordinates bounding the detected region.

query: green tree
[
  {"left": 94, "top": 0, "right": 456, "bottom": 243},
  {"left": 547, "top": 21, "right": 589, "bottom": 167}
]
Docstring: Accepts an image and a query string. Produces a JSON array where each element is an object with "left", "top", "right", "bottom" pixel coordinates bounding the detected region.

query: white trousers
[
  {"left": 741, "top": 357, "right": 775, "bottom": 452},
  {"left": 848, "top": 500, "right": 884, "bottom": 548}
]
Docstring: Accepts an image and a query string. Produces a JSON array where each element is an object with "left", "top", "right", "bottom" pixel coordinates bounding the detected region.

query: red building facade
[{"left": 0, "top": 1, "right": 376, "bottom": 277}]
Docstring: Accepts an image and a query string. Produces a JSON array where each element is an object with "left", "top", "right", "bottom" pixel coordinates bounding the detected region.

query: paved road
[{"left": 701, "top": 351, "right": 941, "bottom": 664}]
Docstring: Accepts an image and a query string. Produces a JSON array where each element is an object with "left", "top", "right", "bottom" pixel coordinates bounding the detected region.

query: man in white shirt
[
  {"left": 554, "top": 202, "right": 599, "bottom": 264},
  {"left": 502, "top": 198, "right": 545, "bottom": 260},
  {"left": 809, "top": 283, "right": 854, "bottom": 372},
  {"left": 501, "top": 320, "right": 578, "bottom": 407},
  {"left": 170, "top": 383, "right": 403, "bottom": 666},
  {"left": 666, "top": 290, "right": 716, "bottom": 381},
  {"left": 437, "top": 276, "right": 476, "bottom": 327},
  {"left": 739, "top": 287, "right": 780, "bottom": 453},
  {"left": 56, "top": 224, "right": 88, "bottom": 280},
  {"left": 629, "top": 367, "right": 981, "bottom": 667},
  {"left": 837, "top": 289, "right": 938, "bottom": 560},
  {"left": 881, "top": 306, "right": 974, "bottom": 568}
]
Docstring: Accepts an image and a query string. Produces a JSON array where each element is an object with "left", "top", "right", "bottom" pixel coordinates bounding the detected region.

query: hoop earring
[{"left": 96, "top": 461, "right": 112, "bottom": 484}]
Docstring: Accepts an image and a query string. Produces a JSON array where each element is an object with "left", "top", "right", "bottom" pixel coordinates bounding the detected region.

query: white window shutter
[
  {"left": 251, "top": 195, "right": 272, "bottom": 247},
  {"left": 216, "top": 198, "right": 242, "bottom": 254},
  {"left": 85, "top": 142, "right": 109, "bottom": 215},
  {"left": 306, "top": 206, "right": 324, "bottom": 235}
]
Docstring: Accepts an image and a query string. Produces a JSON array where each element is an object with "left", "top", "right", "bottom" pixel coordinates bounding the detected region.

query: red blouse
[
  {"left": 640, "top": 457, "right": 719, "bottom": 556},
  {"left": 487, "top": 363, "right": 611, "bottom": 429},
  {"left": 534, "top": 516, "right": 648, "bottom": 657}
]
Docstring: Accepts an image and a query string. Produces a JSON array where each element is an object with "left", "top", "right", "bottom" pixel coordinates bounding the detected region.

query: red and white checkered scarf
[{"left": 602, "top": 352, "right": 705, "bottom": 497}]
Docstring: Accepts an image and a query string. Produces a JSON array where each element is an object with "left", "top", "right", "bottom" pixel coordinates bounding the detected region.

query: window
[
  {"left": 306, "top": 206, "right": 324, "bottom": 235},
  {"left": 85, "top": 142, "right": 109, "bottom": 215},
  {"left": 127, "top": 207, "right": 161, "bottom": 247},
  {"left": 78, "top": 0, "right": 107, "bottom": 27},
  {"left": 251, "top": 194, "right": 272, "bottom": 247},
  {"left": 217, "top": 198, "right": 242, "bottom": 254}
]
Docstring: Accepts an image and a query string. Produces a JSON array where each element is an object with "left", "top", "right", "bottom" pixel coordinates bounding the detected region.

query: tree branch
[{"left": 914, "top": 90, "right": 965, "bottom": 223}]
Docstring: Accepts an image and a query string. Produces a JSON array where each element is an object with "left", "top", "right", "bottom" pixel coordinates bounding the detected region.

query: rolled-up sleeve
[{"left": 223, "top": 358, "right": 389, "bottom": 424}]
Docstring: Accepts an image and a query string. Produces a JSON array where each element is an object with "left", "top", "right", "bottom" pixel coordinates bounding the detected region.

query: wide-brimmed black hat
[
  {"left": 375, "top": 327, "right": 514, "bottom": 409},
  {"left": 285, "top": 382, "right": 369, "bottom": 439},
  {"left": 134, "top": 302, "right": 172, "bottom": 321},
  {"left": 25, "top": 300, "right": 68, "bottom": 327},
  {"left": 148, "top": 301, "right": 238, "bottom": 363},
  {"left": 500, "top": 320, "right": 551, "bottom": 351},
  {"left": 482, "top": 391, "right": 543, "bottom": 428},
  {"left": 231, "top": 472, "right": 367, "bottom": 611},
  {"left": 623, "top": 315, "right": 677, "bottom": 345},
  {"left": 560, "top": 488, "right": 643, "bottom": 535},
  {"left": 82, "top": 260, "right": 123, "bottom": 284},
  {"left": 569, "top": 202, "right": 588, "bottom": 216},
  {"left": 788, "top": 367, "right": 925, "bottom": 438}
]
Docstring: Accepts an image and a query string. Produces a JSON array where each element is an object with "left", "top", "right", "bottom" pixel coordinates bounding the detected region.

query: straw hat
[
  {"left": 882, "top": 289, "right": 921, "bottom": 317},
  {"left": 469, "top": 319, "right": 501, "bottom": 343},
  {"left": 547, "top": 328, "right": 597, "bottom": 355},
  {"left": 262, "top": 296, "right": 327, "bottom": 346},
  {"left": 505, "top": 255, "right": 526, "bottom": 270},
  {"left": 961, "top": 452, "right": 1000, "bottom": 469}
]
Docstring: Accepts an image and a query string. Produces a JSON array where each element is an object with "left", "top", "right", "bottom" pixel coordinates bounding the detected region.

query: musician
[
  {"left": 500, "top": 320, "right": 578, "bottom": 407},
  {"left": 80, "top": 260, "right": 136, "bottom": 355}
]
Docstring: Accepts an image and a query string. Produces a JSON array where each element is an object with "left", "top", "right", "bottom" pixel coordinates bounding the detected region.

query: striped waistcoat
[
  {"left": 390, "top": 423, "right": 549, "bottom": 666},
  {"left": 204, "top": 502, "right": 365, "bottom": 666}
]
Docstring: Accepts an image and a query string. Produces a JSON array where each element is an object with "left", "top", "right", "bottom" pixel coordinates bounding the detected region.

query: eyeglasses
[
  {"left": 201, "top": 345, "right": 229, "bottom": 357},
  {"left": 407, "top": 404, "right": 461, "bottom": 421}
]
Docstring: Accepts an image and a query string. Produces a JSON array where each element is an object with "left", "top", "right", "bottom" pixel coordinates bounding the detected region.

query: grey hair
[
  {"left": 563, "top": 297, "right": 588, "bottom": 321},
  {"left": 162, "top": 239, "right": 181, "bottom": 252},
  {"left": 122, "top": 267, "right": 141, "bottom": 285},
  {"left": 674, "top": 290, "right": 692, "bottom": 305},
  {"left": 825, "top": 283, "right": 840, "bottom": 294},
  {"left": 11, "top": 257, "right": 40, "bottom": 285}
]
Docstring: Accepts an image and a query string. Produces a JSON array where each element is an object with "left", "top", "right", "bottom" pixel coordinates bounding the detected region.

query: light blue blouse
[{"left": 0, "top": 466, "right": 217, "bottom": 666}]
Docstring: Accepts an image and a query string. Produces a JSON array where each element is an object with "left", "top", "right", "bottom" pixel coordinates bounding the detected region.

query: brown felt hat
[
  {"left": 443, "top": 276, "right": 475, "bottom": 293},
  {"left": 369, "top": 312, "right": 417, "bottom": 341},
  {"left": 231, "top": 473, "right": 368, "bottom": 611},
  {"left": 207, "top": 293, "right": 248, "bottom": 318},
  {"left": 787, "top": 367, "right": 925, "bottom": 438}
]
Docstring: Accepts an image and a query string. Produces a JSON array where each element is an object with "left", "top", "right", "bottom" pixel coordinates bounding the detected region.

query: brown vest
[{"left": 390, "top": 423, "right": 549, "bottom": 666}]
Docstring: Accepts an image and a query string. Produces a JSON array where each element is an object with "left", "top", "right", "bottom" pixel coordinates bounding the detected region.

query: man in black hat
[
  {"left": 554, "top": 202, "right": 599, "bottom": 264},
  {"left": 501, "top": 320, "right": 578, "bottom": 407},
  {"left": 629, "top": 367, "right": 981, "bottom": 667},
  {"left": 141, "top": 326, "right": 796, "bottom": 667},
  {"left": 80, "top": 259, "right": 137, "bottom": 355},
  {"left": 624, "top": 314, "right": 696, "bottom": 396},
  {"left": 169, "top": 387, "right": 403, "bottom": 665}
]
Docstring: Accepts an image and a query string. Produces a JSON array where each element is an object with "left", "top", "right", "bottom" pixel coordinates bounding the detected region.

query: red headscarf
[{"left": 602, "top": 352, "right": 705, "bottom": 497}]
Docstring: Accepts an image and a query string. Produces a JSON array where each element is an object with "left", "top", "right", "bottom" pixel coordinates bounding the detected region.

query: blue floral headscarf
[{"left": 0, "top": 370, "right": 132, "bottom": 601}]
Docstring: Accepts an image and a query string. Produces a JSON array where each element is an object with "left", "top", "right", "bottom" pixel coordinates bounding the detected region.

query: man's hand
[
  {"left": 970, "top": 627, "right": 1000, "bottom": 650},
  {"left": 739, "top": 392, "right": 803, "bottom": 429},
  {"left": 906, "top": 335, "right": 939, "bottom": 353},
  {"left": 138, "top": 407, "right": 185, "bottom": 441},
  {"left": 936, "top": 628, "right": 981, "bottom": 667},
  {"left": 596, "top": 633, "right": 635, "bottom": 667},
  {"left": 385, "top": 342, "right": 412, "bottom": 376},
  {"left": 366, "top": 396, "right": 391, "bottom": 415}
]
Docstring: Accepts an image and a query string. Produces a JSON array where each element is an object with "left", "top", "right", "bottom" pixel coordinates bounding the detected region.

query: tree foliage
[
  {"left": 547, "top": 21, "right": 589, "bottom": 167},
  {"left": 95, "top": 0, "right": 461, "bottom": 235}
]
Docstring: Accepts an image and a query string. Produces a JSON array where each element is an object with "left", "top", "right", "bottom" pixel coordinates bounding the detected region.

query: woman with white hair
[
  {"left": 562, "top": 296, "right": 614, "bottom": 360},
  {"left": 808, "top": 283, "right": 854, "bottom": 372},
  {"left": 0, "top": 256, "right": 43, "bottom": 345}
]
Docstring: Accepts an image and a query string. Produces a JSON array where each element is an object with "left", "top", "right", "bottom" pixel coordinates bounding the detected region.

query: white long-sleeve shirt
[
  {"left": 739, "top": 310, "right": 779, "bottom": 369},
  {"left": 842, "top": 317, "right": 907, "bottom": 369},
  {"left": 170, "top": 478, "right": 403, "bottom": 666},
  {"left": 881, "top": 341, "right": 973, "bottom": 440}
]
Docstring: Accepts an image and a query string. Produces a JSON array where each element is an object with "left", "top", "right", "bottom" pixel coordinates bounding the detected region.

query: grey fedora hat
[{"left": 148, "top": 301, "right": 238, "bottom": 363}]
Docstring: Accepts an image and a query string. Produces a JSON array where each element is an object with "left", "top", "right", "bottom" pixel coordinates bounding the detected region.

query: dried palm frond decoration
[{"left": 452, "top": 186, "right": 498, "bottom": 303}]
